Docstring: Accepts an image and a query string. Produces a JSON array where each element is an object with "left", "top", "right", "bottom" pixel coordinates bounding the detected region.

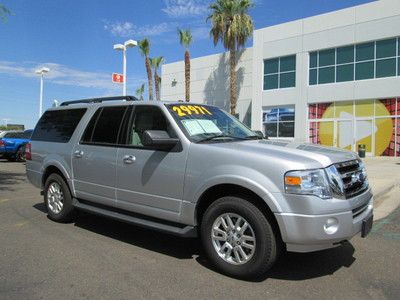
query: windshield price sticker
[
  {"left": 171, "top": 105, "right": 212, "bottom": 117},
  {"left": 181, "top": 119, "right": 222, "bottom": 136}
]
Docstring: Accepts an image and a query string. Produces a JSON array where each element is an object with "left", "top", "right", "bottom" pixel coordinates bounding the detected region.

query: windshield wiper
[
  {"left": 196, "top": 134, "right": 248, "bottom": 143},
  {"left": 243, "top": 135, "right": 263, "bottom": 140}
]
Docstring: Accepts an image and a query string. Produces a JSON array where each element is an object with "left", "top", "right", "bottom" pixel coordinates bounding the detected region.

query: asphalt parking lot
[{"left": 1, "top": 160, "right": 399, "bottom": 299}]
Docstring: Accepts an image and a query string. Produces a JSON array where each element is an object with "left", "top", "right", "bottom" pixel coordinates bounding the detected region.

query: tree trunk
[
  {"left": 185, "top": 50, "right": 190, "bottom": 102},
  {"left": 229, "top": 48, "right": 237, "bottom": 116},
  {"left": 154, "top": 71, "right": 160, "bottom": 101},
  {"left": 145, "top": 56, "right": 153, "bottom": 101}
]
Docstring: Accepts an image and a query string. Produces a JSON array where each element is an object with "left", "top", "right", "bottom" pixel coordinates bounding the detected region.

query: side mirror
[
  {"left": 142, "top": 130, "right": 180, "bottom": 150},
  {"left": 253, "top": 130, "right": 265, "bottom": 139}
]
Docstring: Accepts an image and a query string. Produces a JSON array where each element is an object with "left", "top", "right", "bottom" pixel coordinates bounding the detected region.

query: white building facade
[{"left": 161, "top": 0, "right": 400, "bottom": 157}]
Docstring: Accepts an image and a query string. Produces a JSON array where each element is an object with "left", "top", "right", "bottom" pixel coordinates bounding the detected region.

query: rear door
[
  {"left": 72, "top": 106, "right": 128, "bottom": 206},
  {"left": 115, "top": 105, "right": 188, "bottom": 222}
]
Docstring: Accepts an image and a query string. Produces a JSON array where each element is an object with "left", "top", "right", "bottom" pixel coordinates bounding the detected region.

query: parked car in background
[{"left": 0, "top": 130, "right": 33, "bottom": 161}]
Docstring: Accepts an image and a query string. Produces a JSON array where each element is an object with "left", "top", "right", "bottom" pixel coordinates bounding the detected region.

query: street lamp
[
  {"left": 113, "top": 39, "right": 137, "bottom": 96},
  {"left": 2, "top": 118, "right": 10, "bottom": 127},
  {"left": 35, "top": 67, "right": 50, "bottom": 117}
]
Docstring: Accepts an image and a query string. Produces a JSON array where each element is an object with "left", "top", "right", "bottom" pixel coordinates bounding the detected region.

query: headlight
[
  {"left": 285, "top": 169, "right": 332, "bottom": 199},
  {"left": 358, "top": 160, "right": 368, "bottom": 180}
]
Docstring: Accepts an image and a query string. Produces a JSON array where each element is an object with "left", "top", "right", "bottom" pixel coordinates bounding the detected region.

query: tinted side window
[
  {"left": 31, "top": 109, "right": 86, "bottom": 143},
  {"left": 83, "top": 106, "right": 127, "bottom": 145},
  {"left": 5, "top": 132, "right": 22, "bottom": 138}
]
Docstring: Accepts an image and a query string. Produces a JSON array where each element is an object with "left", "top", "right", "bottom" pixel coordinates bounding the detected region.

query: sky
[{"left": 0, "top": 0, "right": 373, "bottom": 129}]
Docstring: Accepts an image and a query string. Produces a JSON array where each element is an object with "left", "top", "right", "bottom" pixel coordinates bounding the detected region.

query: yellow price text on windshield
[{"left": 172, "top": 105, "right": 212, "bottom": 117}]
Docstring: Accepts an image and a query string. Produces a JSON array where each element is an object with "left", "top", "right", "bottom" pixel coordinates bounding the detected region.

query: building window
[
  {"left": 309, "top": 37, "right": 400, "bottom": 85},
  {"left": 263, "top": 106, "right": 295, "bottom": 138},
  {"left": 308, "top": 99, "right": 400, "bottom": 157},
  {"left": 264, "top": 55, "right": 296, "bottom": 90}
]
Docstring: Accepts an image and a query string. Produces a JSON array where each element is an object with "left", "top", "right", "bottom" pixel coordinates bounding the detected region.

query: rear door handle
[
  {"left": 123, "top": 155, "right": 136, "bottom": 164},
  {"left": 74, "top": 150, "right": 84, "bottom": 158}
]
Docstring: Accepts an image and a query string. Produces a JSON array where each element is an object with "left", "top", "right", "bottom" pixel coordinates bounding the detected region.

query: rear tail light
[
  {"left": 25, "top": 143, "right": 32, "bottom": 160},
  {"left": 0, "top": 140, "right": 4, "bottom": 147}
]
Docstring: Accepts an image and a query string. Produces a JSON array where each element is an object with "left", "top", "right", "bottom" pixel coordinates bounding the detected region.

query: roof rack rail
[{"left": 60, "top": 95, "right": 138, "bottom": 106}]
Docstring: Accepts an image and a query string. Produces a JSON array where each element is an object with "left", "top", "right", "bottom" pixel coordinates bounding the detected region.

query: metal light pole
[
  {"left": 2, "top": 118, "right": 10, "bottom": 127},
  {"left": 113, "top": 39, "right": 137, "bottom": 96},
  {"left": 35, "top": 67, "right": 50, "bottom": 117}
]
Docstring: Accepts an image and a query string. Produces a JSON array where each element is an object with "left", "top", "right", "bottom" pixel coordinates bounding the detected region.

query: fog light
[{"left": 324, "top": 218, "right": 339, "bottom": 234}]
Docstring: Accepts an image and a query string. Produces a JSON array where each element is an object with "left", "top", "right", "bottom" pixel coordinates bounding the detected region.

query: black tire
[
  {"left": 15, "top": 146, "right": 26, "bottom": 162},
  {"left": 201, "top": 196, "right": 279, "bottom": 279},
  {"left": 44, "top": 173, "right": 75, "bottom": 222}
]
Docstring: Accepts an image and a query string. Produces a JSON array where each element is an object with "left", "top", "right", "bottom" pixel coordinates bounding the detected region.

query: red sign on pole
[{"left": 112, "top": 73, "right": 124, "bottom": 83}]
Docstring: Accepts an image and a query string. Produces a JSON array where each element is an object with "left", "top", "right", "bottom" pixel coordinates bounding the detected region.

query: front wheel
[
  {"left": 44, "top": 173, "right": 75, "bottom": 222},
  {"left": 201, "top": 196, "right": 279, "bottom": 279}
]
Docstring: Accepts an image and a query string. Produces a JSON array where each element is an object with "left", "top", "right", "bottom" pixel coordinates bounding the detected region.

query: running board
[{"left": 72, "top": 198, "right": 197, "bottom": 238}]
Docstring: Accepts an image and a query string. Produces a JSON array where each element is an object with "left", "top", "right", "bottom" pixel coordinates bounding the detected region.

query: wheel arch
[
  {"left": 195, "top": 183, "right": 283, "bottom": 243},
  {"left": 41, "top": 164, "right": 72, "bottom": 194}
]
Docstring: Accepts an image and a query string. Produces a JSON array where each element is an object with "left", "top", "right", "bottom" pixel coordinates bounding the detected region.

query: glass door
[
  {"left": 355, "top": 118, "right": 375, "bottom": 156},
  {"left": 336, "top": 120, "right": 354, "bottom": 151}
]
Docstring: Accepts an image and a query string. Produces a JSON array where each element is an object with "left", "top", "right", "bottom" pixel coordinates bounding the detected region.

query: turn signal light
[{"left": 285, "top": 176, "right": 302, "bottom": 186}]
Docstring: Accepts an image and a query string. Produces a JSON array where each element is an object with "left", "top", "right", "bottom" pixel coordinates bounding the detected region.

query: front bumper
[{"left": 275, "top": 195, "right": 373, "bottom": 253}]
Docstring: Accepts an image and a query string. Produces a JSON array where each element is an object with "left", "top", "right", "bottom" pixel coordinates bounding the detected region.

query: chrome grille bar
[{"left": 331, "top": 160, "right": 369, "bottom": 199}]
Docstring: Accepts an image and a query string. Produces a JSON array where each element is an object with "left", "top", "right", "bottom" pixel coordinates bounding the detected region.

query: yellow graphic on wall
[{"left": 319, "top": 101, "right": 393, "bottom": 155}]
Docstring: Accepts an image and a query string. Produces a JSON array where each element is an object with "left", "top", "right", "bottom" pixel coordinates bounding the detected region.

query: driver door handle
[
  {"left": 123, "top": 155, "right": 136, "bottom": 164},
  {"left": 74, "top": 150, "right": 84, "bottom": 158}
]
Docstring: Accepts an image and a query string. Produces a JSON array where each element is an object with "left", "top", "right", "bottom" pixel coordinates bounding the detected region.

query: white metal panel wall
[{"left": 252, "top": 0, "right": 400, "bottom": 141}]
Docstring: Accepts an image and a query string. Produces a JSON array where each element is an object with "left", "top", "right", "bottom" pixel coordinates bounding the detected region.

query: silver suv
[{"left": 26, "top": 96, "right": 373, "bottom": 279}]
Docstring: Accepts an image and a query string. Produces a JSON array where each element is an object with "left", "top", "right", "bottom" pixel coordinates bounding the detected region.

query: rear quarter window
[
  {"left": 4, "top": 132, "right": 24, "bottom": 138},
  {"left": 31, "top": 109, "right": 87, "bottom": 143}
]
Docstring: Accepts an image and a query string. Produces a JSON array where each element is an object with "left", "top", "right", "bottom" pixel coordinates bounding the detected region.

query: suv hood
[{"left": 209, "top": 139, "right": 358, "bottom": 168}]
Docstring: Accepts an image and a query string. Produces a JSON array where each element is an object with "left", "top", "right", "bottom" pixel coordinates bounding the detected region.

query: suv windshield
[{"left": 166, "top": 104, "right": 260, "bottom": 143}]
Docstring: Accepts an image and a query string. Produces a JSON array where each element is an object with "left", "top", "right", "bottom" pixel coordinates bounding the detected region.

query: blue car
[
  {"left": 0, "top": 130, "right": 33, "bottom": 161},
  {"left": 264, "top": 108, "right": 295, "bottom": 123}
]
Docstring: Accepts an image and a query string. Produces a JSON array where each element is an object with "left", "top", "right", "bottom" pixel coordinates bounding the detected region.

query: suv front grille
[{"left": 333, "top": 160, "right": 369, "bottom": 199}]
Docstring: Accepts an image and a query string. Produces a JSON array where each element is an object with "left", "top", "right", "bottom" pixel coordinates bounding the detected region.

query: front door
[
  {"left": 116, "top": 105, "right": 187, "bottom": 222},
  {"left": 355, "top": 118, "right": 375, "bottom": 156},
  {"left": 335, "top": 120, "right": 354, "bottom": 151},
  {"left": 72, "top": 106, "right": 128, "bottom": 206}
]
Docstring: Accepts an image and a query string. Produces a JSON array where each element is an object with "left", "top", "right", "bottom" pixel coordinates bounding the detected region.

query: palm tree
[
  {"left": 150, "top": 56, "right": 164, "bottom": 101},
  {"left": 0, "top": 4, "right": 11, "bottom": 22},
  {"left": 135, "top": 83, "right": 145, "bottom": 101},
  {"left": 208, "top": 0, "right": 254, "bottom": 115},
  {"left": 138, "top": 39, "right": 153, "bottom": 101},
  {"left": 178, "top": 28, "right": 193, "bottom": 102}
]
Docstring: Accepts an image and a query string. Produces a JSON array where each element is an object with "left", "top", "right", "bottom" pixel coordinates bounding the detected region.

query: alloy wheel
[{"left": 211, "top": 213, "right": 256, "bottom": 265}]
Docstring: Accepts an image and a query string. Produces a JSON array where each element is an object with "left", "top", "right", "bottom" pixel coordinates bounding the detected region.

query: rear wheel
[
  {"left": 201, "top": 196, "right": 279, "bottom": 279},
  {"left": 44, "top": 173, "right": 75, "bottom": 222},
  {"left": 15, "top": 146, "right": 26, "bottom": 162}
]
